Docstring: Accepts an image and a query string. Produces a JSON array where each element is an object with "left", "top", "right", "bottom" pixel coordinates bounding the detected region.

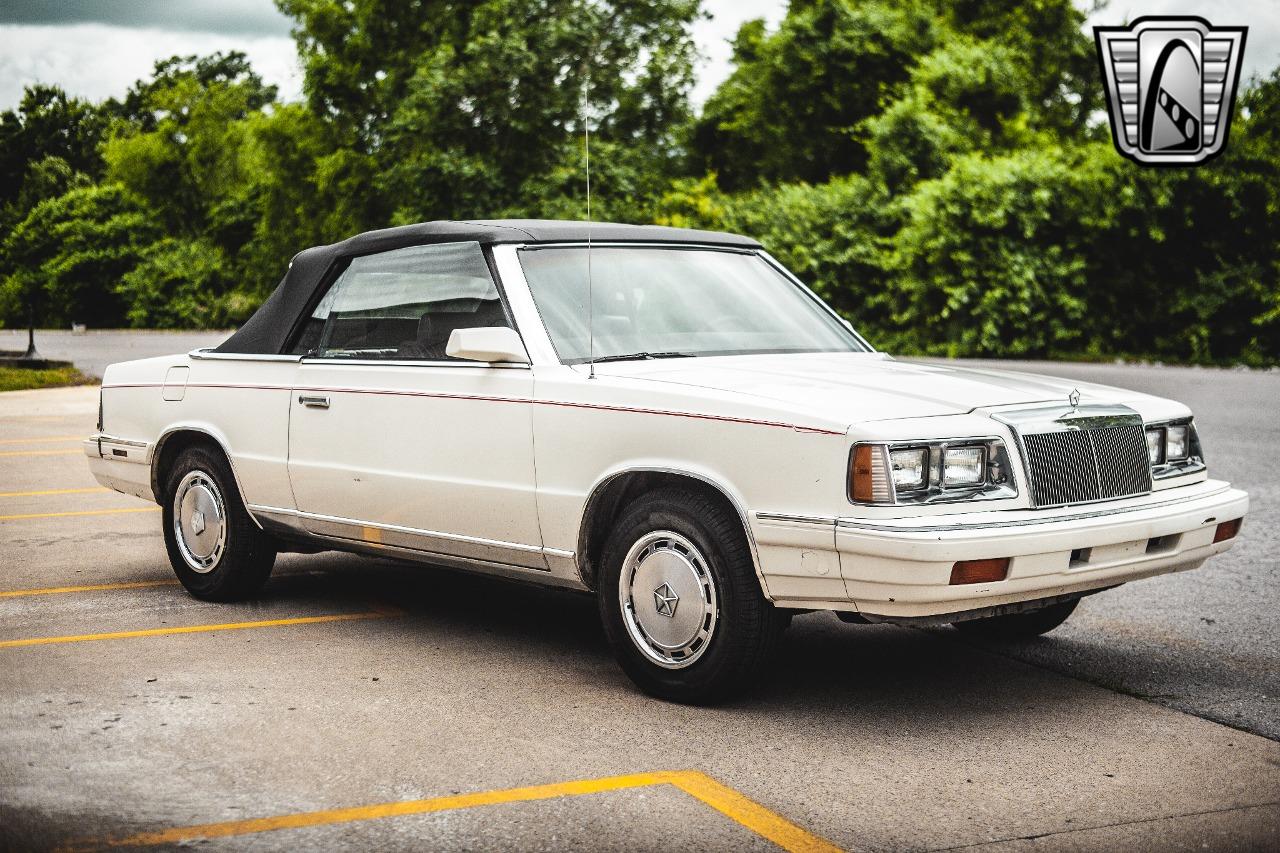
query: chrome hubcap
[
  {"left": 173, "top": 471, "right": 226, "bottom": 574},
  {"left": 619, "top": 531, "right": 718, "bottom": 669}
]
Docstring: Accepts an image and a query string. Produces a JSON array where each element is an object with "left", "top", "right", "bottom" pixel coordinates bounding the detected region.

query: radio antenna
[{"left": 584, "top": 64, "right": 596, "bottom": 380}]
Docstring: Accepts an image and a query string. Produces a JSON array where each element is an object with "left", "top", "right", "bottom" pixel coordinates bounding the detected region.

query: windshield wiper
[{"left": 589, "top": 351, "right": 695, "bottom": 364}]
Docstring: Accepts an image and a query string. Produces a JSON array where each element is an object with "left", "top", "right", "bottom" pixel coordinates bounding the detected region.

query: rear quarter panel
[{"left": 100, "top": 354, "right": 295, "bottom": 511}]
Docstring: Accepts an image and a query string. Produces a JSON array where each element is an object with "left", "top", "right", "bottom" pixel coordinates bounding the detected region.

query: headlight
[
  {"left": 1165, "top": 425, "right": 1189, "bottom": 460},
  {"left": 1145, "top": 419, "right": 1204, "bottom": 479},
  {"left": 944, "top": 446, "right": 985, "bottom": 486},
  {"left": 1145, "top": 427, "right": 1163, "bottom": 464},
  {"left": 889, "top": 448, "right": 927, "bottom": 491},
  {"left": 849, "top": 439, "right": 1017, "bottom": 505}
]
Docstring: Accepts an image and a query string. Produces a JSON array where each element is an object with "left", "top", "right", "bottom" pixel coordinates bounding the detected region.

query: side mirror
[{"left": 445, "top": 326, "right": 530, "bottom": 364}]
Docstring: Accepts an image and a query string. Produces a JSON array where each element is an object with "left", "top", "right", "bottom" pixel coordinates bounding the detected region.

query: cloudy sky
[{"left": 0, "top": 1, "right": 1277, "bottom": 111}]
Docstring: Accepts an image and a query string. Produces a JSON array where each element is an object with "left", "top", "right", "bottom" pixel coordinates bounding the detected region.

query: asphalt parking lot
[{"left": 1, "top": 344, "right": 1278, "bottom": 851}]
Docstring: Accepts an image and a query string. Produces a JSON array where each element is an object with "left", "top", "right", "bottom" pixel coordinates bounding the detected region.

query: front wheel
[
  {"left": 598, "top": 488, "right": 786, "bottom": 704},
  {"left": 951, "top": 598, "right": 1079, "bottom": 640},
  {"left": 162, "top": 444, "right": 275, "bottom": 601}
]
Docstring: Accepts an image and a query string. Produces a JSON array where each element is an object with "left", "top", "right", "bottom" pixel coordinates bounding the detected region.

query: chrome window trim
[
  {"left": 189, "top": 349, "right": 302, "bottom": 363},
  {"left": 516, "top": 240, "right": 758, "bottom": 253},
  {"left": 295, "top": 357, "right": 530, "bottom": 369}
]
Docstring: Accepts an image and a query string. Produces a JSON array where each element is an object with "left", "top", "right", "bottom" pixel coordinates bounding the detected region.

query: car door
[{"left": 285, "top": 240, "right": 545, "bottom": 569}]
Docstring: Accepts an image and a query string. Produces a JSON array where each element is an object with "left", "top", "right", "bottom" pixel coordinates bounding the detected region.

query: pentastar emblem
[
  {"left": 1069, "top": 388, "right": 1081, "bottom": 409},
  {"left": 653, "top": 583, "right": 679, "bottom": 618}
]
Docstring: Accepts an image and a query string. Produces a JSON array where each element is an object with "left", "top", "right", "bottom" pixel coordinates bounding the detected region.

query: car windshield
[{"left": 518, "top": 246, "right": 869, "bottom": 364}]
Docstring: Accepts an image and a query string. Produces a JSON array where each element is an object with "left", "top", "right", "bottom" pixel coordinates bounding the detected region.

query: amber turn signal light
[
  {"left": 950, "top": 557, "right": 1010, "bottom": 585},
  {"left": 850, "top": 444, "right": 876, "bottom": 503},
  {"left": 1213, "top": 518, "right": 1242, "bottom": 543}
]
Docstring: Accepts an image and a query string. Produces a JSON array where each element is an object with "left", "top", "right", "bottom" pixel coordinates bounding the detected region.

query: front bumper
[{"left": 754, "top": 479, "right": 1248, "bottom": 618}]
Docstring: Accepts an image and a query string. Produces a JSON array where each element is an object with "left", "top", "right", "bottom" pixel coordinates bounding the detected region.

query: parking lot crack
[{"left": 922, "top": 800, "right": 1280, "bottom": 851}]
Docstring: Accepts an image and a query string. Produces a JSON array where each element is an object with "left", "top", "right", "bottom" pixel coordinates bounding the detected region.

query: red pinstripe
[{"left": 102, "top": 382, "right": 844, "bottom": 436}]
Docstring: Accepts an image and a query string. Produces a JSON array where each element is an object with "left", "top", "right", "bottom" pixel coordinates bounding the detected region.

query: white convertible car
[{"left": 86, "top": 220, "right": 1248, "bottom": 702}]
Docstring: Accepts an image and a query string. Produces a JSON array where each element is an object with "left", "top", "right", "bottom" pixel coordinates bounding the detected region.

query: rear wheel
[
  {"left": 951, "top": 598, "right": 1079, "bottom": 640},
  {"left": 598, "top": 488, "right": 786, "bottom": 704},
  {"left": 162, "top": 444, "right": 275, "bottom": 601}
]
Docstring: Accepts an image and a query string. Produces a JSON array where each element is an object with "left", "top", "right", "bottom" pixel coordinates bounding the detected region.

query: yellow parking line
[
  {"left": 0, "top": 487, "right": 109, "bottom": 498},
  {"left": 0, "top": 435, "right": 83, "bottom": 444},
  {"left": 0, "top": 448, "right": 83, "bottom": 457},
  {"left": 0, "top": 506, "right": 159, "bottom": 521},
  {"left": 72, "top": 770, "right": 841, "bottom": 852},
  {"left": 671, "top": 770, "right": 841, "bottom": 852},
  {"left": 0, "top": 608, "right": 400, "bottom": 649},
  {"left": 0, "top": 579, "right": 179, "bottom": 598}
]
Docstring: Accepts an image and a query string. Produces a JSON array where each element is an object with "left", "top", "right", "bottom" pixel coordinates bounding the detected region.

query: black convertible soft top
[{"left": 215, "top": 219, "right": 761, "bottom": 355}]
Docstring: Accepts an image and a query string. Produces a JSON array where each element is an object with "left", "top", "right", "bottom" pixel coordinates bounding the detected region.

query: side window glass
[{"left": 288, "top": 241, "right": 510, "bottom": 360}]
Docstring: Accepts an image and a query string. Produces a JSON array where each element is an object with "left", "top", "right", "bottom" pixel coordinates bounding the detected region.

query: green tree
[
  {"left": 693, "top": 1, "right": 936, "bottom": 190},
  {"left": 693, "top": 0, "right": 1096, "bottom": 192},
  {"left": 940, "top": 0, "right": 1100, "bottom": 137},
  {"left": 278, "top": 0, "right": 701, "bottom": 224},
  {"left": 0, "top": 184, "right": 160, "bottom": 329},
  {"left": 0, "top": 85, "right": 107, "bottom": 213},
  {"left": 886, "top": 144, "right": 1110, "bottom": 357},
  {"left": 861, "top": 35, "right": 1033, "bottom": 191},
  {"left": 102, "top": 52, "right": 278, "bottom": 237},
  {"left": 1236, "top": 70, "right": 1280, "bottom": 359},
  {"left": 99, "top": 52, "right": 304, "bottom": 322},
  {"left": 1082, "top": 71, "right": 1280, "bottom": 364},
  {"left": 117, "top": 238, "right": 235, "bottom": 328}
]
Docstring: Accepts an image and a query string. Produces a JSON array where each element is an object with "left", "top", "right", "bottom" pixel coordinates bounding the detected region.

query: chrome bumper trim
[
  {"left": 85, "top": 433, "right": 150, "bottom": 464},
  {"left": 249, "top": 504, "right": 544, "bottom": 552},
  {"left": 755, "top": 482, "right": 1238, "bottom": 535},
  {"left": 89, "top": 433, "right": 148, "bottom": 449},
  {"left": 835, "top": 484, "right": 1235, "bottom": 533},
  {"left": 755, "top": 512, "right": 835, "bottom": 526}
]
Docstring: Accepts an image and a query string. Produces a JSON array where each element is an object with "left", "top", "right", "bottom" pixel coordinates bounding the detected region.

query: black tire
[
  {"left": 597, "top": 487, "right": 786, "bottom": 704},
  {"left": 951, "top": 598, "right": 1079, "bottom": 640},
  {"left": 161, "top": 444, "right": 275, "bottom": 601}
]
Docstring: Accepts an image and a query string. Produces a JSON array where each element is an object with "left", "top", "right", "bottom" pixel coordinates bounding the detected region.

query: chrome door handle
[{"left": 298, "top": 394, "right": 330, "bottom": 409}]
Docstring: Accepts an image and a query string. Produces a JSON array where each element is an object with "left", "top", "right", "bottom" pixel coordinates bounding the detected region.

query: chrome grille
[
  {"left": 1020, "top": 423, "right": 1151, "bottom": 507},
  {"left": 1092, "top": 424, "right": 1153, "bottom": 499}
]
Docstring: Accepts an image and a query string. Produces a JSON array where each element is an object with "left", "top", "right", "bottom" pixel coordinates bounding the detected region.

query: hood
[{"left": 603, "top": 353, "right": 1156, "bottom": 424}]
